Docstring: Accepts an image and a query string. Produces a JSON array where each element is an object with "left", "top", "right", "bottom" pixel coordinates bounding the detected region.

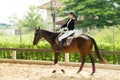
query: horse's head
[{"left": 33, "top": 27, "right": 42, "bottom": 45}]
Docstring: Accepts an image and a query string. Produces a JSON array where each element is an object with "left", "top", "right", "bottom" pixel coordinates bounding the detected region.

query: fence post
[
  {"left": 12, "top": 50, "right": 16, "bottom": 60},
  {"left": 65, "top": 53, "right": 69, "bottom": 63}
]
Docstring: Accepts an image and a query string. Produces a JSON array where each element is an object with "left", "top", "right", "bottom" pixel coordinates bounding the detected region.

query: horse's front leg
[{"left": 52, "top": 52, "right": 65, "bottom": 74}]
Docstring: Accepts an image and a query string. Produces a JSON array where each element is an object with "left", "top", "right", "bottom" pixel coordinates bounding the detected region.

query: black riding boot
[{"left": 57, "top": 41, "right": 62, "bottom": 52}]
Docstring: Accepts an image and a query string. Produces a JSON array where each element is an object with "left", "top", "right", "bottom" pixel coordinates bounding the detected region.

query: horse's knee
[
  {"left": 54, "top": 59, "right": 58, "bottom": 64},
  {"left": 54, "top": 62, "right": 58, "bottom": 64},
  {"left": 54, "top": 53, "right": 59, "bottom": 64}
]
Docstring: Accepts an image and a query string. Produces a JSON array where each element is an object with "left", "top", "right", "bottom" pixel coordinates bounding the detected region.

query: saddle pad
[
  {"left": 80, "top": 35, "right": 89, "bottom": 40},
  {"left": 63, "top": 36, "right": 74, "bottom": 46}
]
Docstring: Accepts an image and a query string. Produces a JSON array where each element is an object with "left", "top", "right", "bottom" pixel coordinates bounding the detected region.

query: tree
[
  {"left": 19, "top": 5, "right": 43, "bottom": 31},
  {"left": 61, "top": 0, "right": 120, "bottom": 28}
]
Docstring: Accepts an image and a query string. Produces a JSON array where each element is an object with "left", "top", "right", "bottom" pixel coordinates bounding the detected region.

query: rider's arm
[{"left": 61, "top": 19, "right": 69, "bottom": 28}]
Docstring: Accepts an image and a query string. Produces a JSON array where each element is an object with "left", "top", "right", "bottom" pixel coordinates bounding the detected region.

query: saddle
[{"left": 55, "top": 33, "right": 75, "bottom": 46}]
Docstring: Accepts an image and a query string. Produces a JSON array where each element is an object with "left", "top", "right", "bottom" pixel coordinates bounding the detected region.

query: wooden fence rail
[
  {"left": 0, "top": 48, "right": 120, "bottom": 70},
  {"left": 0, "top": 48, "right": 52, "bottom": 52},
  {"left": 0, "top": 48, "right": 120, "bottom": 54},
  {"left": 0, "top": 48, "right": 120, "bottom": 63}
]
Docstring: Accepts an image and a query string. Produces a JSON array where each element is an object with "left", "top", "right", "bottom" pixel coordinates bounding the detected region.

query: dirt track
[{"left": 0, "top": 63, "right": 120, "bottom": 80}]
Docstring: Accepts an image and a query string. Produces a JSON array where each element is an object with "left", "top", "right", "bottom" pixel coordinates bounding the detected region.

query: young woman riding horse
[
  {"left": 57, "top": 12, "right": 75, "bottom": 52},
  {"left": 33, "top": 27, "right": 108, "bottom": 75}
]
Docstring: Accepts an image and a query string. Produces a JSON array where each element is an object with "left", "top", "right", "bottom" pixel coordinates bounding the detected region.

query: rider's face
[{"left": 68, "top": 14, "right": 73, "bottom": 19}]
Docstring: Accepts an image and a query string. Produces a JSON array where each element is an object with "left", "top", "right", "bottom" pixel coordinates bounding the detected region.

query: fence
[
  {"left": 0, "top": 48, "right": 120, "bottom": 64},
  {"left": 0, "top": 48, "right": 120, "bottom": 70}
]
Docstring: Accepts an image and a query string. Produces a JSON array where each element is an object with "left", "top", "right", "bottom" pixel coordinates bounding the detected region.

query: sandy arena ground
[{"left": 0, "top": 63, "right": 120, "bottom": 80}]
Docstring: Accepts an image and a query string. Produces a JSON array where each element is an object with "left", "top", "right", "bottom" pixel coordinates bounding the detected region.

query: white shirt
[{"left": 67, "top": 19, "right": 72, "bottom": 28}]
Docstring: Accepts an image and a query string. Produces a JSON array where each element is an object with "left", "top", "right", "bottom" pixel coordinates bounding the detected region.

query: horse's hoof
[
  {"left": 61, "top": 69, "right": 65, "bottom": 74},
  {"left": 52, "top": 70, "right": 56, "bottom": 73}
]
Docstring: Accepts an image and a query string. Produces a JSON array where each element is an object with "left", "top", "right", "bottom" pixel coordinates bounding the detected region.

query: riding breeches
[{"left": 58, "top": 30, "right": 75, "bottom": 41}]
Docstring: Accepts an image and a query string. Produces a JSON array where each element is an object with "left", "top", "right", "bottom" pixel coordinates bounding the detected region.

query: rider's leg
[
  {"left": 57, "top": 33, "right": 68, "bottom": 52},
  {"left": 58, "top": 31, "right": 74, "bottom": 41},
  {"left": 57, "top": 31, "right": 74, "bottom": 52}
]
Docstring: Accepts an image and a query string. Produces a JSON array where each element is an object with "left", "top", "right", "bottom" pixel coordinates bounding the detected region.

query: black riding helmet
[{"left": 68, "top": 12, "right": 75, "bottom": 17}]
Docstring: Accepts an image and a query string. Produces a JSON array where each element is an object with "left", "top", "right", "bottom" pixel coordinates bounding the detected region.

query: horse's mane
[{"left": 41, "top": 29, "right": 60, "bottom": 43}]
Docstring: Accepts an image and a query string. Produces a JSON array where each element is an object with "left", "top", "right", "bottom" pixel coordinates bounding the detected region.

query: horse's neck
[{"left": 41, "top": 30, "right": 58, "bottom": 45}]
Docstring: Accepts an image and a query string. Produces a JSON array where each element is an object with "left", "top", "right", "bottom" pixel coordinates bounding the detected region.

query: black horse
[{"left": 33, "top": 27, "right": 108, "bottom": 75}]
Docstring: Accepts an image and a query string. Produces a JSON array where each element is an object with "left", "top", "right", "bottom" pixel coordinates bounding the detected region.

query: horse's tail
[{"left": 90, "top": 37, "right": 108, "bottom": 64}]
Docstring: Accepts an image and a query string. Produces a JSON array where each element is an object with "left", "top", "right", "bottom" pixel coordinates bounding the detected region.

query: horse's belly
[{"left": 63, "top": 45, "right": 79, "bottom": 53}]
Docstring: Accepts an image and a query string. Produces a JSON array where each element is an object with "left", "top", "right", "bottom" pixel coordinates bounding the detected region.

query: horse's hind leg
[
  {"left": 87, "top": 42, "right": 95, "bottom": 75},
  {"left": 77, "top": 53, "right": 86, "bottom": 73},
  {"left": 88, "top": 54, "right": 95, "bottom": 75}
]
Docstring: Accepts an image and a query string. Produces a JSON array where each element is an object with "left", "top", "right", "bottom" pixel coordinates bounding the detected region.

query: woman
[{"left": 57, "top": 12, "right": 75, "bottom": 52}]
